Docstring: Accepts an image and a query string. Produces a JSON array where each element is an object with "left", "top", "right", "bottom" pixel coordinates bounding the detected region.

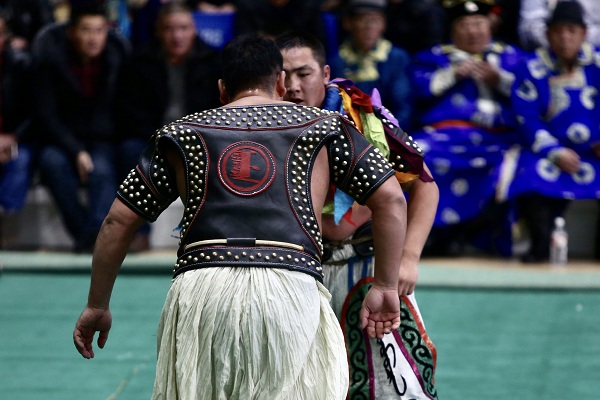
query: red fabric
[
  {"left": 348, "top": 86, "right": 373, "bottom": 113},
  {"left": 70, "top": 58, "right": 101, "bottom": 99}
]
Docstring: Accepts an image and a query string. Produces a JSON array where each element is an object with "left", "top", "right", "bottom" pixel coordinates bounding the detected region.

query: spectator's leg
[
  {"left": 86, "top": 143, "right": 118, "bottom": 248},
  {"left": 38, "top": 145, "right": 88, "bottom": 249}
]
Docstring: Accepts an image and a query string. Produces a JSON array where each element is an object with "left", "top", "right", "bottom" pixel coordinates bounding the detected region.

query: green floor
[{"left": 1, "top": 270, "right": 600, "bottom": 399}]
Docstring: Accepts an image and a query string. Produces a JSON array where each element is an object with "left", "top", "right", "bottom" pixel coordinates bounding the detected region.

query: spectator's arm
[
  {"left": 511, "top": 60, "right": 562, "bottom": 159},
  {"left": 410, "top": 49, "right": 456, "bottom": 100}
]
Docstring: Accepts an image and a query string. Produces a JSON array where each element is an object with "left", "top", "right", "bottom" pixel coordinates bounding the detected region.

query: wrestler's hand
[
  {"left": 398, "top": 260, "right": 418, "bottom": 296},
  {"left": 360, "top": 285, "right": 401, "bottom": 339},
  {"left": 73, "top": 306, "right": 112, "bottom": 359}
]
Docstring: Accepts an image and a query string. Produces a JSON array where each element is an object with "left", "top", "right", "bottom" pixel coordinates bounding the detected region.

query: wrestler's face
[
  {"left": 158, "top": 11, "right": 197, "bottom": 63},
  {"left": 547, "top": 23, "right": 586, "bottom": 65},
  {"left": 281, "top": 46, "right": 330, "bottom": 107},
  {"left": 451, "top": 14, "right": 492, "bottom": 54},
  {"left": 69, "top": 15, "right": 108, "bottom": 61}
]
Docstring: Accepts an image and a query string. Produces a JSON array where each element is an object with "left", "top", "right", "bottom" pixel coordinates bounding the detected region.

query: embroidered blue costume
[
  {"left": 508, "top": 43, "right": 600, "bottom": 200},
  {"left": 410, "top": 41, "right": 522, "bottom": 228},
  {"left": 507, "top": 43, "right": 600, "bottom": 261}
]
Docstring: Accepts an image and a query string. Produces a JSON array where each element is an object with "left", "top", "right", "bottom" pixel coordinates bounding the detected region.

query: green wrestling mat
[{"left": 1, "top": 251, "right": 599, "bottom": 399}]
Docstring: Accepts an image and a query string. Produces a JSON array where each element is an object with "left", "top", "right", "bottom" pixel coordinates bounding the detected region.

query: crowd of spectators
[{"left": 0, "top": 0, "right": 598, "bottom": 262}]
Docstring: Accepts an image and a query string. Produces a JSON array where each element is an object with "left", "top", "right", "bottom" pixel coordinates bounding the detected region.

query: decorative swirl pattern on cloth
[{"left": 341, "top": 277, "right": 438, "bottom": 399}]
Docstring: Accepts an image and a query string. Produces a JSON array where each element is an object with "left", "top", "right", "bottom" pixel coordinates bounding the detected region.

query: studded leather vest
[{"left": 117, "top": 104, "right": 395, "bottom": 281}]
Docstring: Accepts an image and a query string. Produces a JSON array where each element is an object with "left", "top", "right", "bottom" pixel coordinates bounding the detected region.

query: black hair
[
  {"left": 275, "top": 30, "right": 327, "bottom": 68},
  {"left": 69, "top": 1, "right": 107, "bottom": 27},
  {"left": 219, "top": 33, "right": 283, "bottom": 99},
  {"left": 157, "top": 2, "right": 193, "bottom": 24}
]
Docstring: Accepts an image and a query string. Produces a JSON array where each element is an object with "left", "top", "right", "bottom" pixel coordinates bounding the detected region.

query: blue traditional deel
[
  {"left": 505, "top": 43, "right": 600, "bottom": 201},
  {"left": 410, "top": 41, "right": 524, "bottom": 226}
]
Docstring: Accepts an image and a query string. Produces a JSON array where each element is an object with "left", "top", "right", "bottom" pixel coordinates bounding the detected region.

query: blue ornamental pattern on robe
[
  {"left": 410, "top": 42, "right": 523, "bottom": 226},
  {"left": 505, "top": 43, "right": 600, "bottom": 200}
]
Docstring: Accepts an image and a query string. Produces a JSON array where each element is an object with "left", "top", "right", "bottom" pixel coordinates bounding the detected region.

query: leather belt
[{"left": 174, "top": 239, "right": 323, "bottom": 282}]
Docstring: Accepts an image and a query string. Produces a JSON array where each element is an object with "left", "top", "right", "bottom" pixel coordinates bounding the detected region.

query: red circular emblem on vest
[{"left": 218, "top": 141, "right": 276, "bottom": 196}]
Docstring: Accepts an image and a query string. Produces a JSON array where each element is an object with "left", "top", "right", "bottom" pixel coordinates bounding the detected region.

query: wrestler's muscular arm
[
  {"left": 312, "top": 148, "right": 406, "bottom": 339},
  {"left": 73, "top": 199, "right": 146, "bottom": 359},
  {"left": 362, "top": 177, "right": 407, "bottom": 339},
  {"left": 74, "top": 144, "right": 184, "bottom": 359},
  {"left": 397, "top": 163, "right": 438, "bottom": 295}
]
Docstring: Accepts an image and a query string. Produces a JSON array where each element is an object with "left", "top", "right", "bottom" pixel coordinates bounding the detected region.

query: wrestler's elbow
[{"left": 366, "top": 178, "right": 407, "bottom": 215}]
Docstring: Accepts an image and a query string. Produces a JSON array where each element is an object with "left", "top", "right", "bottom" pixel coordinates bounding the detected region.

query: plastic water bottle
[{"left": 550, "top": 216, "right": 568, "bottom": 265}]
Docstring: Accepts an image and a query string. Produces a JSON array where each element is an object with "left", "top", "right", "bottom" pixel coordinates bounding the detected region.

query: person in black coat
[
  {"left": 0, "top": 14, "right": 35, "bottom": 214},
  {"left": 33, "top": 3, "right": 129, "bottom": 252}
]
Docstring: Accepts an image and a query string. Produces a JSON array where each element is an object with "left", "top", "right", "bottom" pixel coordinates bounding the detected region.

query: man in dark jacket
[
  {"left": 0, "top": 14, "right": 34, "bottom": 215},
  {"left": 34, "top": 2, "right": 129, "bottom": 252}
]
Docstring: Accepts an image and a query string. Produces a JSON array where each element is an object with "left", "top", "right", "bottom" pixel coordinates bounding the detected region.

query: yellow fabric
[
  {"left": 152, "top": 268, "right": 349, "bottom": 400},
  {"left": 339, "top": 39, "right": 392, "bottom": 83},
  {"left": 396, "top": 171, "right": 420, "bottom": 184},
  {"left": 339, "top": 90, "right": 362, "bottom": 132},
  {"left": 359, "top": 110, "right": 389, "bottom": 158}
]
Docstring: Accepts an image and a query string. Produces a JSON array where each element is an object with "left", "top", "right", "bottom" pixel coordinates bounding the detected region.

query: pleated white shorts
[{"left": 152, "top": 267, "right": 349, "bottom": 400}]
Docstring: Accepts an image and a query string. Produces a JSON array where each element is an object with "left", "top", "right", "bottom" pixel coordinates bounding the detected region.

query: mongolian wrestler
[
  {"left": 277, "top": 31, "right": 440, "bottom": 399},
  {"left": 73, "top": 33, "right": 407, "bottom": 400}
]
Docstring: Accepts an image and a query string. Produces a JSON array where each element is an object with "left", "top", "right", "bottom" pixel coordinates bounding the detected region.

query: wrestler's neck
[{"left": 226, "top": 88, "right": 291, "bottom": 107}]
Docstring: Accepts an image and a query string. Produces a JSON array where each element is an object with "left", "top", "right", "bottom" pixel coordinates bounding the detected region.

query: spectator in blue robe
[
  {"left": 410, "top": 0, "right": 523, "bottom": 256},
  {"left": 509, "top": 0, "right": 600, "bottom": 261}
]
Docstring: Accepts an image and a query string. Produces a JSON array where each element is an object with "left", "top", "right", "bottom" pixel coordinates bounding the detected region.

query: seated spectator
[
  {"left": 0, "top": 14, "right": 35, "bottom": 217},
  {"left": 115, "top": 1, "right": 220, "bottom": 250},
  {"left": 235, "top": 0, "right": 325, "bottom": 41},
  {"left": 33, "top": 2, "right": 129, "bottom": 252},
  {"left": 509, "top": 0, "right": 600, "bottom": 261},
  {"left": 410, "top": 0, "right": 523, "bottom": 256},
  {"left": 129, "top": 0, "right": 178, "bottom": 49},
  {"left": 329, "top": 0, "right": 412, "bottom": 129},
  {"left": 519, "top": 0, "right": 600, "bottom": 51},
  {"left": 0, "top": 0, "right": 55, "bottom": 51},
  {"left": 385, "top": 0, "right": 446, "bottom": 55}
]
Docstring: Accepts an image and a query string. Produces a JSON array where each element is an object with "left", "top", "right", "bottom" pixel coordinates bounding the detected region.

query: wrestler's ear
[
  {"left": 218, "top": 79, "right": 229, "bottom": 105},
  {"left": 323, "top": 64, "right": 330, "bottom": 85},
  {"left": 276, "top": 71, "right": 287, "bottom": 99}
]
